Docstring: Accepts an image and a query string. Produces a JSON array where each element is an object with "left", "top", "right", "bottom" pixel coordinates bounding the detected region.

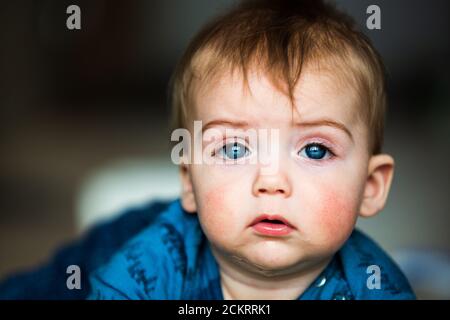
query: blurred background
[{"left": 0, "top": 0, "right": 449, "bottom": 299}]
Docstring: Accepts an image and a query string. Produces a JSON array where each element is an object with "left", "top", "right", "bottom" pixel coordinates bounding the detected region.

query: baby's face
[{"left": 181, "top": 68, "right": 372, "bottom": 275}]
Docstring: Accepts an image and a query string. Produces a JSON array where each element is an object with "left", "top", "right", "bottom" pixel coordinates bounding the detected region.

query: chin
[{"left": 243, "top": 244, "right": 304, "bottom": 275}]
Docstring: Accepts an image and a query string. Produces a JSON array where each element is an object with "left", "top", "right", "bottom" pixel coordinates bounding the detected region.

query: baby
[{"left": 88, "top": 0, "right": 415, "bottom": 300}]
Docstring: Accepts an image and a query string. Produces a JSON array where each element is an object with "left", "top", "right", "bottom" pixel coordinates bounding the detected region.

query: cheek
[
  {"left": 319, "top": 189, "right": 356, "bottom": 230},
  {"left": 190, "top": 164, "right": 255, "bottom": 247},
  {"left": 193, "top": 166, "right": 252, "bottom": 229},
  {"left": 196, "top": 183, "right": 241, "bottom": 242},
  {"left": 305, "top": 184, "right": 360, "bottom": 248}
]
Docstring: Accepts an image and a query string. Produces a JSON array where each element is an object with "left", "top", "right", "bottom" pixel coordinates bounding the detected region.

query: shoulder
[
  {"left": 88, "top": 199, "right": 204, "bottom": 299},
  {"left": 338, "top": 229, "right": 416, "bottom": 300}
]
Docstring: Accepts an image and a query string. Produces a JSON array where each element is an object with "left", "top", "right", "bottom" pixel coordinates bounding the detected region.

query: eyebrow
[
  {"left": 202, "top": 120, "right": 250, "bottom": 133},
  {"left": 201, "top": 118, "right": 353, "bottom": 141},
  {"left": 293, "top": 119, "right": 354, "bottom": 141}
]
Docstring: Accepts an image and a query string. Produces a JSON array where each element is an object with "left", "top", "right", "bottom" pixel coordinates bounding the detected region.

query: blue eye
[
  {"left": 218, "top": 141, "right": 249, "bottom": 160},
  {"left": 300, "top": 143, "right": 331, "bottom": 160}
]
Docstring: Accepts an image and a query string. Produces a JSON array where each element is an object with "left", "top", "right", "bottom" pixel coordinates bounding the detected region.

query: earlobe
[
  {"left": 179, "top": 164, "right": 197, "bottom": 214},
  {"left": 359, "top": 154, "right": 395, "bottom": 218}
]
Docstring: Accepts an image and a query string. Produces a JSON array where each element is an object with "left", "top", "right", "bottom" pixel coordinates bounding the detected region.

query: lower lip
[{"left": 252, "top": 221, "right": 294, "bottom": 236}]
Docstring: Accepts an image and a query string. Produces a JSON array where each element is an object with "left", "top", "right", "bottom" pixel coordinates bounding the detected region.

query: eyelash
[
  {"left": 298, "top": 141, "right": 336, "bottom": 161},
  {"left": 211, "top": 138, "right": 251, "bottom": 158},
  {"left": 211, "top": 138, "right": 336, "bottom": 160}
]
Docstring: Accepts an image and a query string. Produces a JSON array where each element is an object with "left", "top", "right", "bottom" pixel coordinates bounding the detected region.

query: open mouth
[
  {"left": 261, "top": 219, "right": 284, "bottom": 224},
  {"left": 250, "top": 214, "right": 294, "bottom": 236}
]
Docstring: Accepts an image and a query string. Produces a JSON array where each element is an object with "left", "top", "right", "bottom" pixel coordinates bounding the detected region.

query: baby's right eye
[{"left": 217, "top": 141, "right": 250, "bottom": 160}]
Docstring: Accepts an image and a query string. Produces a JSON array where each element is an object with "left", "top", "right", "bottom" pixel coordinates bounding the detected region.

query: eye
[
  {"left": 298, "top": 143, "right": 332, "bottom": 160},
  {"left": 217, "top": 141, "right": 250, "bottom": 160}
]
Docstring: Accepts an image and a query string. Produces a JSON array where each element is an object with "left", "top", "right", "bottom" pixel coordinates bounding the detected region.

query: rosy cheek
[
  {"left": 310, "top": 186, "right": 358, "bottom": 246},
  {"left": 203, "top": 185, "right": 225, "bottom": 211},
  {"left": 199, "top": 185, "right": 233, "bottom": 236}
]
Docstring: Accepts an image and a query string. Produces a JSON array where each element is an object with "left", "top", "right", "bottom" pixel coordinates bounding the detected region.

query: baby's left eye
[{"left": 298, "top": 143, "right": 332, "bottom": 160}]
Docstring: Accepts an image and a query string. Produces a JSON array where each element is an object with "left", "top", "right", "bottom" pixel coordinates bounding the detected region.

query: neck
[{"left": 211, "top": 247, "right": 332, "bottom": 300}]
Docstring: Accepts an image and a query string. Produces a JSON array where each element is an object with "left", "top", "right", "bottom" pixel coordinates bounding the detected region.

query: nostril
[
  {"left": 255, "top": 186, "right": 290, "bottom": 197},
  {"left": 259, "top": 188, "right": 283, "bottom": 193}
]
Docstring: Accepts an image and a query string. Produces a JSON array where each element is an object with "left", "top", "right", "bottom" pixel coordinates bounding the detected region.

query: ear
[
  {"left": 359, "top": 154, "right": 395, "bottom": 218},
  {"left": 179, "top": 163, "right": 197, "bottom": 214}
]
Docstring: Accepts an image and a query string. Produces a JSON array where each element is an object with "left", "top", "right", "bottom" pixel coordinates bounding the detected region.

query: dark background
[{"left": 0, "top": 0, "right": 449, "bottom": 298}]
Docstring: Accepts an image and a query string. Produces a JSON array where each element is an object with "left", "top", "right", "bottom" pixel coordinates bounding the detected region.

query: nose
[{"left": 252, "top": 168, "right": 292, "bottom": 197}]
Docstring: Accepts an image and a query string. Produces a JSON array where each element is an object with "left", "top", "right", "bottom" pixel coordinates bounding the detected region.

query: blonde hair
[{"left": 169, "top": 0, "right": 387, "bottom": 154}]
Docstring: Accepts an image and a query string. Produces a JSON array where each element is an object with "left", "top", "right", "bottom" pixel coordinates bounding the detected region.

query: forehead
[{"left": 191, "top": 68, "right": 361, "bottom": 129}]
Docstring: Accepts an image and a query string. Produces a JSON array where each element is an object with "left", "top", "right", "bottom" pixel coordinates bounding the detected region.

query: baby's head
[{"left": 170, "top": 0, "right": 394, "bottom": 277}]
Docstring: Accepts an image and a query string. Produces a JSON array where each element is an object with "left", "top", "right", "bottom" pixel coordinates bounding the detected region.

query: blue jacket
[
  {"left": 88, "top": 199, "right": 416, "bottom": 300},
  {"left": 0, "top": 200, "right": 170, "bottom": 299}
]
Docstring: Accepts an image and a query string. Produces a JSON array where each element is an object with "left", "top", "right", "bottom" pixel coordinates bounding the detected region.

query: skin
[{"left": 179, "top": 68, "right": 395, "bottom": 300}]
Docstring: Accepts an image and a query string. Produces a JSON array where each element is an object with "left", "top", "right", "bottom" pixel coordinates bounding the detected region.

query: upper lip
[{"left": 249, "top": 214, "right": 295, "bottom": 229}]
